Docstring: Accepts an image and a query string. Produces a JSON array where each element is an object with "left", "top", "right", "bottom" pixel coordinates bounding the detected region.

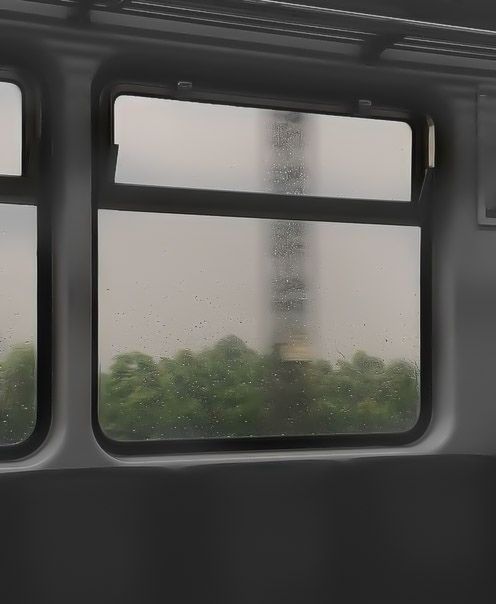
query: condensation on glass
[
  {"left": 0, "top": 204, "right": 37, "bottom": 444},
  {"left": 0, "top": 82, "right": 22, "bottom": 176},
  {"left": 113, "top": 95, "right": 413, "bottom": 201},
  {"left": 98, "top": 211, "right": 420, "bottom": 441}
]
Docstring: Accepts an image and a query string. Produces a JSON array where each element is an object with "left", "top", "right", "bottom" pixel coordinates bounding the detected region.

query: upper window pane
[
  {"left": 0, "top": 203, "right": 37, "bottom": 444},
  {"left": 0, "top": 82, "right": 22, "bottom": 176},
  {"left": 114, "top": 95, "right": 412, "bottom": 201}
]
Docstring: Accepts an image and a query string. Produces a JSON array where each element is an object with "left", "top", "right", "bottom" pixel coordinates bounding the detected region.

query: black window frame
[
  {"left": 93, "top": 79, "right": 432, "bottom": 456},
  {"left": 0, "top": 67, "right": 51, "bottom": 460}
]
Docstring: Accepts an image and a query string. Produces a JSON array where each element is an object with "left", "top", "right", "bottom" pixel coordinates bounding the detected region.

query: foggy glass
[
  {"left": 114, "top": 96, "right": 412, "bottom": 201},
  {"left": 0, "top": 82, "right": 22, "bottom": 176},
  {"left": 0, "top": 204, "right": 37, "bottom": 444},
  {"left": 98, "top": 210, "right": 420, "bottom": 441}
]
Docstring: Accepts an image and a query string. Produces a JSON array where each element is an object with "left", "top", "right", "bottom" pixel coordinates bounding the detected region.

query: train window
[
  {"left": 0, "top": 77, "right": 41, "bottom": 451},
  {"left": 0, "top": 82, "right": 22, "bottom": 176},
  {"left": 0, "top": 204, "right": 37, "bottom": 444},
  {"left": 113, "top": 95, "right": 413, "bottom": 201},
  {"left": 97, "top": 89, "right": 426, "bottom": 450},
  {"left": 98, "top": 211, "right": 420, "bottom": 442}
]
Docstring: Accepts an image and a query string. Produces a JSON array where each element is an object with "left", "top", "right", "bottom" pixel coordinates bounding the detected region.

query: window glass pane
[
  {"left": 98, "top": 210, "right": 420, "bottom": 441},
  {"left": 114, "top": 96, "right": 412, "bottom": 201},
  {"left": 0, "top": 204, "right": 37, "bottom": 444},
  {"left": 0, "top": 82, "right": 22, "bottom": 176}
]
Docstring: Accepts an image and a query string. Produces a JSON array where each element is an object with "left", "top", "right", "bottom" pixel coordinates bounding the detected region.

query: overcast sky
[
  {"left": 101, "top": 96, "right": 419, "bottom": 368},
  {"left": 0, "top": 83, "right": 35, "bottom": 359},
  {"left": 0, "top": 86, "right": 420, "bottom": 369}
]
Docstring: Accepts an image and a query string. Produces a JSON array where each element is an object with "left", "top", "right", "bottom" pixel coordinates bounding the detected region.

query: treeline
[
  {"left": 0, "top": 337, "right": 420, "bottom": 444},
  {"left": 99, "top": 335, "right": 419, "bottom": 441}
]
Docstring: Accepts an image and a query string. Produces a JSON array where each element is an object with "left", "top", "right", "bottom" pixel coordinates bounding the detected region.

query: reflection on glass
[
  {"left": 0, "top": 204, "right": 37, "bottom": 444},
  {"left": 114, "top": 95, "right": 412, "bottom": 201},
  {"left": 0, "top": 82, "right": 22, "bottom": 176},
  {"left": 98, "top": 210, "right": 420, "bottom": 441}
]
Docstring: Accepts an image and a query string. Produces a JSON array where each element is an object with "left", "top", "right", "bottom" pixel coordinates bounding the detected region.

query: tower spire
[{"left": 269, "top": 111, "right": 310, "bottom": 362}]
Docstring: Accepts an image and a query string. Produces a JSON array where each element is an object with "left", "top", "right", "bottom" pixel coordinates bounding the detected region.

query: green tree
[
  {"left": 159, "top": 336, "right": 267, "bottom": 438},
  {"left": 0, "top": 344, "right": 36, "bottom": 444},
  {"left": 99, "top": 339, "right": 420, "bottom": 441},
  {"left": 100, "top": 352, "right": 166, "bottom": 441}
]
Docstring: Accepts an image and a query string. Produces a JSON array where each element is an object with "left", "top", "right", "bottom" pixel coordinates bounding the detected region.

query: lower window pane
[
  {"left": 0, "top": 204, "right": 37, "bottom": 445},
  {"left": 98, "top": 210, "right": 420, "bottom": 442}
]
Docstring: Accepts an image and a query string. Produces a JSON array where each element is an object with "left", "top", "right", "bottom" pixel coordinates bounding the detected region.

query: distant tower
[{"left": 269, "top": 112, "right": 310, "bottom": 361}]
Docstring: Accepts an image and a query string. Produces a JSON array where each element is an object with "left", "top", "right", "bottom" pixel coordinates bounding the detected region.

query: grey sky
[
  {"left": 0, "top": 204, "right": 36, "bottom": 358},
  {"left": 0, "top": 82, "right": 22, "bottom": 176},
  {"left": 100, "top": 96, "right": 419, "bottom": 369},
  {"left": 114, "top": 95, "right": 412, "bottom": 201},
  {"left": 99, "top": 212, "right": 419, "bottom": 368},
  {"left": 0, "top": 83, "right": 35, "bottom": 359}
]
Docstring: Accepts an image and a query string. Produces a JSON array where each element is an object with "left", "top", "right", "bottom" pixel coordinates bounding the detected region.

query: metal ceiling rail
[
  {"left": 246, "top": 0, "right": 496, "bottom": 37},
  {"left": 23, "top": 0, "right": 496, "bottom": 64}
]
